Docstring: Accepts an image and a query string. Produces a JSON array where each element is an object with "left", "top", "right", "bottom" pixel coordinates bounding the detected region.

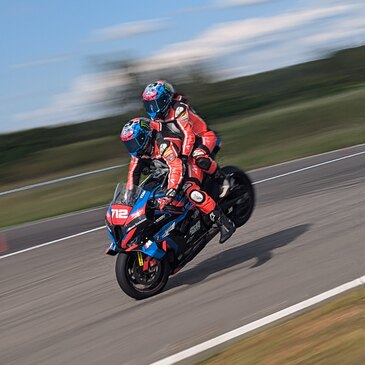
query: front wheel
[
  {"left": 221, "top": 166, "right": 255, "bottom": 227},
  {"left": 115, "top": 252, "right": 170, "bottom": 300}
]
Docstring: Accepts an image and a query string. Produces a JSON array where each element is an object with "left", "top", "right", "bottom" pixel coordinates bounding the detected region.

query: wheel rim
[
  {"left": 125, "top": 255, "right": 164, "bottom": 293},
  {"left": 229, "top": 176, "right": 254, "bottom": 224}
]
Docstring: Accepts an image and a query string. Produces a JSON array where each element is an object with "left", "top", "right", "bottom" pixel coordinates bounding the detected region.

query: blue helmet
[
  {"left": 120, "top": 118, "right": 152, "bottom": 157},
  {"left": 142, "top": 80, "right": 175, "bottom": 119}
]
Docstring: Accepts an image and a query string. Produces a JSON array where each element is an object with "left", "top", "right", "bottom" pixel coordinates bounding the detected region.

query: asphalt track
[{"left": 1, "top": 144, "right": 364, "bottom": 365}]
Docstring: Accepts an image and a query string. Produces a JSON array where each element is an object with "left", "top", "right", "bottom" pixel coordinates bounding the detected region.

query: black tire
[
  {"left": 115, "top": 252, "right": 170, "bottom": 300},
  {"left": 221, "top": 166, "right": 255, "bottom": 227}
]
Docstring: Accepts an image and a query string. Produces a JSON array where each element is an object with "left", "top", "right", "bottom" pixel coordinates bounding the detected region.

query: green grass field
[
  {"left": 197, "top": 286, "right": 365, "bottom": 365},
  {"left": 1, "top": 88, "right": 364, "bottom": 228}
]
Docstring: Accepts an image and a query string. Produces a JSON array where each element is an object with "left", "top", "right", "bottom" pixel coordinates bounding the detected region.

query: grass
[
  {"left": 197, "top": 286, "right": 365, "bottom": 365},
  {"left": 0, "top": 169, "right": 127, "bottom": 228},
  {"left": 215, "top": 88, "right": 365, "bottom": 168},
  {"left": 1, "top": 88, "right": 364, "bottom": 228},
  {"left": 0, "top": 136, "right": 128, "bottom": 189}
]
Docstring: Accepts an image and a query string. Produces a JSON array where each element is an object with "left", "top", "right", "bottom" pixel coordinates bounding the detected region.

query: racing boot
[{"left": 210, "top": 206, "right": 236, "bottom": 243}]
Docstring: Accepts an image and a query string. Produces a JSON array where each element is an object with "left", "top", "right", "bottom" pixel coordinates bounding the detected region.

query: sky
[{"left": 0, "top": 0, "right": 364, "bottom": 133}]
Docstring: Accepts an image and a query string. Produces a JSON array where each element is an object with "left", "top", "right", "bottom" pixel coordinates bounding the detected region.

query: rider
[
  {"left": 142, "top": 80, "right": 225, "bottom": 183},
  {"left": 120, "top": 117, "right": 236, "bottom": 244}
]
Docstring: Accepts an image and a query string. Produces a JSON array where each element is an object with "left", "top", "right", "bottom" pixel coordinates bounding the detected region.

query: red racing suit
[
  {"left": 160, "top": 95, "right": 221, "bottom": 175},
  {"left": 126, "top": 125, "right": 216, "bottom": 214}
]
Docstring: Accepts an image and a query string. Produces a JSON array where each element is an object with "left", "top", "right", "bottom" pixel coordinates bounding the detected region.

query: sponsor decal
[
  {"left": 127, "top": 217, "right": 147, "bottom": 231},
  {"left": 137, "top": 252, "right": 144, "bottom": 266},
  {"left": 182, "top": 182, "right": 192, "bottom": 192},
  {"left": 189, "top": 221, "right": 201, "bottom": 235},
  {"left": 130, "top": 208, "right": 144, "bottom": 220},
  {"left": 144, "top": 240, "right": 153, "bottom": 249},
  {"left": 175, "top": 106, "right": 185, "bottom": 118},
  {"left": 163, "top": 147, "right": 175, "bottom": 162},
  {"left": 155, "top": 215, "right": 165, "bottom": 223},
  {"left": 162, "top": 222, "right": 176, "bottom": 238},
  {"left": 179, "top": 112, "right": 188, "bottom": 121},
  {"left": 159, "top": 143, "right": 168, "bottom": 154},
  {"left": 140, "top": 120, "right": 149, "bottom": 129},
  {"left": 192, "top": 148, "right": 205, "bottom": 157}
]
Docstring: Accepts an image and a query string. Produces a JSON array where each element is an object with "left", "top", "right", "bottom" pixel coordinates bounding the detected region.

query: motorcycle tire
[
  {"left": 221, "top": 166, "right": 255, "bottom": 227},
  {"left": 115, "top": 252, "right": 170, "bottom": 300}
]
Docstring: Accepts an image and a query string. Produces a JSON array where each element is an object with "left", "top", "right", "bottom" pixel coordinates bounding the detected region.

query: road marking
[
  {"left": 252, "top": 150, "right": 365, "bottom": 185},
  {"left": 149, "top": 275, "right": 365, "bottom": 365},
  {"left": 2, "top": 144, "right": 364, "bottom": 197},
  {"left": 249, "top": 142, "right": 365, "bottom": 173},
  {"left": 1, "top": 149, "right": 364, "bottom": 259},
  {"left": 3, "top": 145, "right": 365, "bottom": 232},
  {"left": 0, "top": 163, "right": 128, "bottom": 196},
  {"left": 1, "top": 205, "right": 107, "bottom": 232},
  {"left": 0, "top": 226, "right": 104, "bottom": 260}
]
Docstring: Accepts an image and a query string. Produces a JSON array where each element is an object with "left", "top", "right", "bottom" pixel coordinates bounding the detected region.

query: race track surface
[{"left": 1, "top": 145, "right": 364, "bottom": 365}]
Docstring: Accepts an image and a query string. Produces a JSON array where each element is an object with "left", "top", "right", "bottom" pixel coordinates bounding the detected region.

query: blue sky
[{"left": 1, "top": 0, "right": 364, "bottom": 132}]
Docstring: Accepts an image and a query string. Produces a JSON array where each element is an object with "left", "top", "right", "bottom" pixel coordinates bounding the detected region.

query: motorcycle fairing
[
  {"left": 141, "top": 240, "right": 165, "bottom": 259},
  {"left": 153, "top": 203, "right": 191, "bottom": 243}
]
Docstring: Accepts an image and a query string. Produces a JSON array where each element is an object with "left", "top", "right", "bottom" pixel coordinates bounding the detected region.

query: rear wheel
[
  {"left": 115, "top": 252, "right": 170, "bottom": 300},
  {"left": 221, "top": 166, "right": 255, "bottom": 227}
]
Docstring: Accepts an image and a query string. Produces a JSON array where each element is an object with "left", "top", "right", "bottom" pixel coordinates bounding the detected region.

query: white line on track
[
  {"left": 0, "top": 226, "right": 104, "bottom": 260},
  {"left": 0, "top": 163, "right": 128, "bottom": 196},
  {"left": 251, "top": 150, "right": 365, "bottom": 184},
  {"left": 1, "top": 149, "right": 364, "bottom": 260},
  {"left": 3, "top": 145, "right": 363, "bottom": 232},
  {"left": 150, "top": 275, "right": 365, "bottom": 365}
]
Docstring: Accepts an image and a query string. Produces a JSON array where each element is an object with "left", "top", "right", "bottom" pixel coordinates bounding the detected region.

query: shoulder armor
[{"left": 172, "top": 101, "right": 188, "bottom": 118}]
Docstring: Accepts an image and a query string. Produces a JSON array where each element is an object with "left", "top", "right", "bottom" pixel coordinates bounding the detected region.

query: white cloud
[
  {"left": 215, "top": 0, "right": 271, "bottom": 7},
  {"left": 13, "top": 69, "right": 130, "bottom": 126},
  {"left": 90, "top": 19, "right": 166, "bottom": 42},
  {"left": 173, "top": 0, "right": 270, "bottom": 14},
  {"left": 13, "top": 2, "right": 364, "bottom": 130},
  {"left": 138, "top": 4, "right": 360, "bottom": 72}
]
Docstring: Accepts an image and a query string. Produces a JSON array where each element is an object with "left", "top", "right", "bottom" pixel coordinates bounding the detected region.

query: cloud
[
  {"left": 138, "top": 4, "right": 360, "bottom": 72},
  {"left": 215, "top": 0, "right": 271, "bottom": 7},
  {"left": 89, "top": 19, "right": 166, "bottom": 42},
  {"left": 13, "top": 69, "right": 130, "bottom": 126},
  {"left": 172, "top": 0, "right": 271, "bottom": 14},
  {"left": 13, "top": 2, "right": 364, "bottom": 130}
]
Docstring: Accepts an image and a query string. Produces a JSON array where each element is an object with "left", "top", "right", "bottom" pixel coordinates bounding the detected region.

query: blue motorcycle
[{"left": 105, "top": 162, "right": 255, "bottom": 299}]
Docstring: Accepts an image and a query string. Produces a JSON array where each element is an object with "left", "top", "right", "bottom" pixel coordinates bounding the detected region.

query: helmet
[
  {"left": 120, "top": 117, "right": 152, "bottom": 157},
  {"left": 142, "top": 80, "right": 175, "bottom": 119}
]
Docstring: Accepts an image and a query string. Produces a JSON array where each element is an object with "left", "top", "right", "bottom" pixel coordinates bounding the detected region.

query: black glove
[
  {"left": 142, "top": 166, "right": 151, "bottom": 175},
  {"left": 157, "top": 188, "right": 176, "bottom": 211}
]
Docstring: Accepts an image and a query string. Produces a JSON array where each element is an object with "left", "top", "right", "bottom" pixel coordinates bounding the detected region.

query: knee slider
[
  {"left": 189, "top": 190, "right": 205, "bottom": 203},
  {"left": 196, "top": 157, "right": 212, "bottom": 170}
]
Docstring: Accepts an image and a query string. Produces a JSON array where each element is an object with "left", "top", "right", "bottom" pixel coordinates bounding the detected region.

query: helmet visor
[
  {"left": 124, "top": 139, "right": 141, "bottom": 155},
  {"left": 123, "top": 133, "right": 148, "bottom": 156},
  {"left": 144, "top": 95, "right": 170, "bottom": 117}
]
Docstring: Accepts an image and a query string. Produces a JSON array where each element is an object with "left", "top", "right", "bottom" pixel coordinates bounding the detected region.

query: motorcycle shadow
[{"left": 166, "top": 224, "right": 311, "bottom": 292}]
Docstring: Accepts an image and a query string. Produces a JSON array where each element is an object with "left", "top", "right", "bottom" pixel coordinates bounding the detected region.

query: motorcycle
[{"left": 105, "top": 161, "right": 255, "bottom": 300}]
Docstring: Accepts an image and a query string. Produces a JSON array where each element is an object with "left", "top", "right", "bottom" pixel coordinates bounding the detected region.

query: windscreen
[{"left": 112, "top": 183, "right": 144, "bottom": 206}]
